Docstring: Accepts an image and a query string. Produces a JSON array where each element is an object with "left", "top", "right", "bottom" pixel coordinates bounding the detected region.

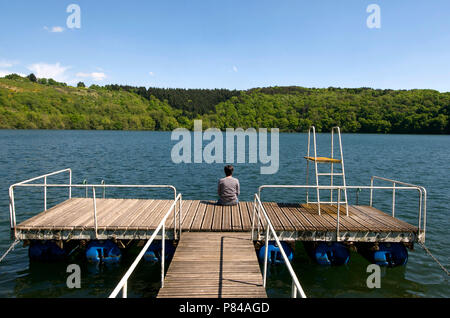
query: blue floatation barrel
[
  {"left": 144, "top": 240, "right": 175, "bottom": 262},
  {"left": 362, "top": 243, "right": 408, "bottom": 267},
  {"left": 85, "top": 240, "right": 121, "bottom": 264},
  {"left": 258, "top": 241, "right": 293, "bottom": 265},
  {"left": 29, "top": 240, "right": 66, "bottom": 261},
  {"left": 303, "top": 242, "right": 350, "bottom": 265}
]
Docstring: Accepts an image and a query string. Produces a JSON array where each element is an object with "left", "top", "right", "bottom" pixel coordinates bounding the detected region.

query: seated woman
[{"left": 217, "top": 165, "right": 240, "bottom": 206}]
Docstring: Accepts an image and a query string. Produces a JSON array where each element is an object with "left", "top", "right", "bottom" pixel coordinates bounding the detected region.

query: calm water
[{"left": 0, "top": 130, "right": 448, "bottom": 298}]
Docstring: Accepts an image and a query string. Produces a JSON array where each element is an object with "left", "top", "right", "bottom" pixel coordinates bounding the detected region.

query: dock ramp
[{"left": 157, "top": 232, "right": 267, "bottom": 298}]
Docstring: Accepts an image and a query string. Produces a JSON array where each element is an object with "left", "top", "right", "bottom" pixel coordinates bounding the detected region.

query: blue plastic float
[
  {"left": 85, "top": 240, "right": 122, "bottom": 264},
  {"left": 258, "top": 241, "right": 293, "bottom": 265},
  {"left": 28, "top": 240, "right": 66, "bottom": 261},
  {"left": 360, "top": 243, "right": 408, "bottom": 267},
  {"left": 144, "top": 240, "right": 175, "bottom": 262},
  {"left": 303, "top": 242, "right": 350, "bottom": 265}
]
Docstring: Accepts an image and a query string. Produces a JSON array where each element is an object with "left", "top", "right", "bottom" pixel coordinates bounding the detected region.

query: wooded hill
[{"left": 1, "top": 74, "right": 449, "bottom": 133}]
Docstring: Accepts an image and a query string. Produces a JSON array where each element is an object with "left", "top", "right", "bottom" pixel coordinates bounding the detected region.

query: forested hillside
[{"left": 1, "top": 74, "right": 449, "bottom": 133}]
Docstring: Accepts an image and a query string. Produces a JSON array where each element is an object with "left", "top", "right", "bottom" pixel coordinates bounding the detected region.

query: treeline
[
  {"left": 204, "top": 87, "right": 450, "bottom": 133},
  {"left": 0, "top": 74, "right": 449, "bottom": 133},
  {"left": 105, "top": 84, "right": 240, "bottom": 115},
  {"left": 0, "top": 75, "right": 182, "bottom": 130}
]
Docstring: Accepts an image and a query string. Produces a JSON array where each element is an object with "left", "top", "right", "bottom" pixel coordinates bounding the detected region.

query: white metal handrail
[
  {"left": 8, "top": 168, "right": 72, "bottom": 232},
  {"left": 257, "top": 182, "right": 426, "bottom": 243},
  {"left": 10, "top": 183, "right": 180, "bottom": 240},
  {"left": 101, "top": 180, "right": 106, "bottom": 198},
  {"left": 370, "top": 176, "right": 427, "bottom": 242},
  {"left": 252, "top": 193, "right": 307, "bottom": 298},
  {"left": 8, "top": 170, "right": 180, "bottom": 239},
  {"left": 109, "top": 193, "right": 183, "bottom": 298}
]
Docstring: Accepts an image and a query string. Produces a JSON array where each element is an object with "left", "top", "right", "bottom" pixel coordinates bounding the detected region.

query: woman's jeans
[{"left": 217, "top": 198, "right": 239, "bottom": 206}]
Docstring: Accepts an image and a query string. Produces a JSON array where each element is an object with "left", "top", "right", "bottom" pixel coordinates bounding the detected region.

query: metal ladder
[{"left": 305, "top": 126, "right": 348, "bottom": 215}]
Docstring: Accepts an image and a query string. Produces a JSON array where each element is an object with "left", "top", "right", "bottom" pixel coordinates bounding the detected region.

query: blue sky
[{"left": 0, "top": 0, "right": 449, "bottom": 91}]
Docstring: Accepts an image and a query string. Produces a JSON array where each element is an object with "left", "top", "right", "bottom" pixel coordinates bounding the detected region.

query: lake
[{"left": 0, "top": 130, "right": 448, "bottom": 297}]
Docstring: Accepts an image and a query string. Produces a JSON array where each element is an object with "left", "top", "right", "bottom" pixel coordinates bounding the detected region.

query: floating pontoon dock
[
  {"left": 7, "top": 126, "right": 428, "bottom": 298},
  {"left": 14, "top": 199, "right": 418, "bottom": 243}
]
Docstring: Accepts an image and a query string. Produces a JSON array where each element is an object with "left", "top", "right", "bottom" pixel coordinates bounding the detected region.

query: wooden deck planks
[
  {"left": 265, "top": 202, "right": 296, "bottom": 231},
  {"left": 95, "top": 199, "right": 137, "bottom": 229},
  {"left": 49, "top": 199, "right": 103, "bottom": 230},
  {"left": 353, "top": 205, "right": 417, "bottom": 232},
  {"left": 296, "top": 204, "right": 329, "bottom": 231},
  {"left": 77, "top": 199, "right": 127, "bottom": 229},
  {"left": 146, "top": 200, "right": 174, "bottom": 229},
  {"left": 347, "top": 205, "right": 395, "bottom": 232},
  {"left": 212, "top": 204, "right": 223, "bottom": 231},
  {"left": 305, "top": 204, "right": 340, "bottom": 230},
  {"left": 24, "top": 198, "right": 89, "bottom": 229},
  {"left": 178, "top": 200, "right": 193, "bottom": 225},
  {"left": 16, "top": 199, "right": 418, "bottom": 235},
  {"left": 200, "top": 201, "right": 216, "bottom": 231},
  {"left": 128, "top": 200, "right": 166, "bottom": 229},
  {"left": 239, "top": 202, "right": 252, "bottom": 231},
  {"left": 222, "top": 205, "right": 232, "bottom": 231},
  {"left": 283, "top": 204, "right": 316, "bottom": 231},
  {"left": 181, "top": 200, "right": 201, "bottom": 230},
  {"left": 267, "top": 203, "right": 297, "bottom": 231},
  {"left": 157, "top": 232, "right": 266, "bottom": 298},
  {"left": 18, "top": 198, "right": 80, "bottom": 228},
  {"left": 276, "top": 204, "right": 307, "bottom": 231},
  {"left": 231, "top": 204, "right": 242, "bottom": 231},
  {"left": 111, "top": 199, "right": 155, "bottom": 229},
  {"left": 165, "top": 199, "right": 192, "bottom": 229},
  {"left": 318, "top": 204, "right": 354, "bottom": 232},
  {"left": 190, "top": 201, "right": 207, "bottom": 230}
]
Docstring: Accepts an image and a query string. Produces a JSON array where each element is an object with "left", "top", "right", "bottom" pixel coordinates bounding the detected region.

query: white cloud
[
  {"left": 149, "top": 71, "right": 155, "bottom": 76},
  {"left": 0, "top": 59, "right": 24, "bottom": 77},
  {"left": 0, "top": 61, "right": 13, "bottom": 68},
  {"left": 76, "top": 72, "right": 107, "bottom": 82},
  {"left": 52, "top": 26, "right": 64, "bottom": 33},
  {"left": 28, "top": 62, "right": 70, "bottom": 81},
  {"left": 0, "top": 70, "right": 26, "bottom": 77},
  {"left": 44, "top": 26, "right": 65, "bottom": 33},
  {"left": 233, "top": 66, "right": 238, "bottom": 72}
]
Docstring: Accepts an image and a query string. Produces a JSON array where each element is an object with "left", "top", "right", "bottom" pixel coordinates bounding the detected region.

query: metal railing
[
  {"left": 109, "top": 193, "right": 183, "bottom": 298},
  {"left": 256, "top": 179, "right": 427, "bottom": 243},
  {"left": 370, "top": 176, "right": 427, "bottom": 242},
  {"left": 8, "top": 168, "right": 72, "bottom": 234},
  {"left": 252, "top": 194, "right": 307, "bottom": 298},
  {"left": 101, "top": 180, "right": 106, "bottom": 198},
  {"left": 8, "top": 169, "right": 181, "bottom": 240}
]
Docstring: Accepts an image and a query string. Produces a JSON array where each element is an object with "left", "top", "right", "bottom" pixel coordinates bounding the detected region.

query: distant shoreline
[
  {"left": 1, "top": 128, "right": 449, "bottom": 136},
  {"left": 1, "top": 75, "right": 449, "bottom": 134}
]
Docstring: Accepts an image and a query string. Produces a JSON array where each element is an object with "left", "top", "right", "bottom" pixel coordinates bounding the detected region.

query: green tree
[
  {"left": 27, "top": 73, "right": 37, "bottom": 82},
  {"left": 47, "top": 78, "right": 58, "bottom": 86}
]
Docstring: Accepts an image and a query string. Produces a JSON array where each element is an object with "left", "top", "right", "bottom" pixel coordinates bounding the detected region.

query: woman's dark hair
[{"left": 224, "top": 165, "right": 234, "bottom": 176}]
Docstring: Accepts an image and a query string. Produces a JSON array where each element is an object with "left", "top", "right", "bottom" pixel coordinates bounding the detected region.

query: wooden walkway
[
  {"left": 15, "top": 199, "right": 418, "bottom": 242},
  {"left": 157, "top": 232, "right": 267, "bottom": 298}
]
